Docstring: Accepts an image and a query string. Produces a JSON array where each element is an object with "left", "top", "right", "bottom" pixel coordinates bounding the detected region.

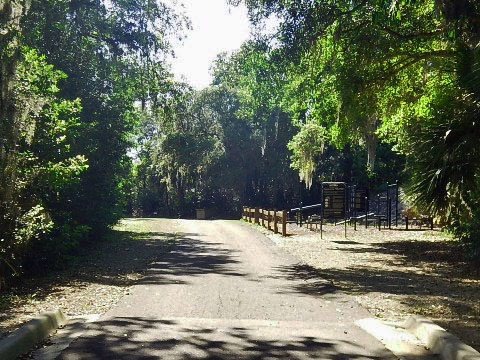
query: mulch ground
[
  {"left": 263, "top": 221, "right": 480, "bottom": 351},
  {"left": 0, "top": 218, "right": 181, "bottom": 339}
]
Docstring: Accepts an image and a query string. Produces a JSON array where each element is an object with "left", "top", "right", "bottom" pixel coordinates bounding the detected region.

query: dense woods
[
  {"left": 1, "top": 0, "right": 480, "bottom": 286},
  {"left": 0, "top": 0, "right": 186, "bottom": 285}
]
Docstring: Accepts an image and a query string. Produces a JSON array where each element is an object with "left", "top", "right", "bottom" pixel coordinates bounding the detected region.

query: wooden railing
[{"left": 242, "top": 206, "right": 287, "bottom": 237}]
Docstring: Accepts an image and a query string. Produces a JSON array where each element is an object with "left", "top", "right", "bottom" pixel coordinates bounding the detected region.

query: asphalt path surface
[{"left": 57, "top": 219, "right": 397, "bottom": 359}]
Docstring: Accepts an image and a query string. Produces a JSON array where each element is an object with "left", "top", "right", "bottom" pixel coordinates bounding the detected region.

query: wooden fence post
[
  {"left": 242, "top": 206, "right": 287, "bottom": 237},
  {"left": 274, "top": 210, "right": 278, "bottom": 234},
  {"left": 405, "top": 216, "right": 409, "bottom": 230}
]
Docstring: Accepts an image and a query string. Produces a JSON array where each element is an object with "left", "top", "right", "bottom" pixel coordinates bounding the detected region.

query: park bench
[
  {"left": 405, "top": 216, "right": 433, "bottom": 230},
  {"left": 306, "top": 214, "right": 322, "bottom": 230}
]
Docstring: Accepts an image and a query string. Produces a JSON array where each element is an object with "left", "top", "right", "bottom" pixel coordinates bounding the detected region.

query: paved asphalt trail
[{"left": 58, "top": 219, "right": 396, "bottom": 359}]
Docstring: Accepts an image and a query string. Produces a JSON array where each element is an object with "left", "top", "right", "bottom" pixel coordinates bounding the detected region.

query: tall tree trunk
[
  {"left": 0, "top": 1, "right": 27, "bottom": 203},
  {"left": 0, "top": 0, "right": 30, "bottom": 288},
  {"left": 364, "top": 115, "right": 378, "bottom": 171},
  {"left": 176, "top": 171, "right": 185, "bottom": 216}
]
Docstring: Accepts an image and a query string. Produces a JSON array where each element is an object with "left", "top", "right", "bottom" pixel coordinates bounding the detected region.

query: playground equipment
[
  {"left": 362, "top": 182, "right": 400, "bottom": 230},
  {"left": 376, "top": 182, "right": 399, "bottom": 229},
  {"left": 287, "top": 182, "right": 348, "bottom": 238},
  {"left": 347, "top": 185, "right": 372, "bottom": 230},
  {"left": 289, "top": 203, "right": 322, "bottom": 227},
  {"left": 285, "top": 180, "right": 434, "bottom": 237},
  {"left": 405, "top": 215, "right": 434, "bottom": 230}
]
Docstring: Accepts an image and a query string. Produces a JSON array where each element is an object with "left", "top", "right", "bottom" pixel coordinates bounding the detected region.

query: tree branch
[
  {"left": 378, "top": 50, "right": 457, "bottom": 82},
  {"left": 382, "top": 26, "right": 444, "bottom": 40}
]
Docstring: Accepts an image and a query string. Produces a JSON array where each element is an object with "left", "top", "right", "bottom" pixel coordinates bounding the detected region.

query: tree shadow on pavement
[
  {"left": 271, "top": 264, "right": 338, "bottom": 297},
  {"left": 274, "top": 262, "right": 478, "bottom": 312},
  {"left": 138, "top": 234, "right": 245, "bottom": 285},
  {"left": 273, "top": 261, "right": 480, "bottom": 350},
  {"left": 57, "top": 317, "right": 392, "bottom": 360},
  {"left": 0, "top": 228, "right": 245, "bottom": 336}
]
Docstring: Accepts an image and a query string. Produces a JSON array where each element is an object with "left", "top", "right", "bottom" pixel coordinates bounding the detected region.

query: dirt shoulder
[
  {"left": 260, "top": 222, "right": 480, "bottom": 351},
  {"left": 0, "top": 218, "right": 181, "bottom": 338}
]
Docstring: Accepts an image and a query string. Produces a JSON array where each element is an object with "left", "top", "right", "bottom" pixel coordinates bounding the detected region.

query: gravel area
[
  {"left": 0, "top": 218, "right": 181, "bottom": 338},
  {"left": 262, "top": 222, "right": 480, "bottom": 351}
]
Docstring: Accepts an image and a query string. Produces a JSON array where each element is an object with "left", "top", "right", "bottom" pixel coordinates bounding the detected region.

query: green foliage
[
  {"left": 450, "top": 208, "right": 480, "bottom": 265},
  {"left": 230, "top": 0, "right": 480, "bottom": 259},
  {"left": 3, "top": 0, "right": 480, "bottom": 282},
  {"left": 0, "top": 0, "right": 186, "bottom": 285},
  {"left": 14, "top": 205, "right": 53, "bottom": 246},
  {"left": 131, "top": 56, "right": 301, "bottom": 216},
  {"left": 405, "top": 100, "right": 480, "bottom": 218},
  {"left": 0, "top": 45, "right": 87, "bottom": 285},
  {"left": 287, "top": 123, "right": 326, "bottom": 189}
]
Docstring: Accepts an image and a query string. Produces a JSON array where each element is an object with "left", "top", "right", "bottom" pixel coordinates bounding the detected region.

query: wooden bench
[
  {"left": 405, "top": 216, "right": 433, "bottom": 230},
  {"left": 306, "top": 215, "right": 322, "bottom": 230}
]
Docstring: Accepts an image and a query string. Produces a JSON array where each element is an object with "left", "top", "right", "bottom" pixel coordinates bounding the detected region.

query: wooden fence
[{"left": 242, "top": 207, "right": 287, "bottom": 237}]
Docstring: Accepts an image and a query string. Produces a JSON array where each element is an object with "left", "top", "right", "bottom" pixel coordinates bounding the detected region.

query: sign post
[{"left": 320, "top": 182, "right": 347, "bottom": 239}]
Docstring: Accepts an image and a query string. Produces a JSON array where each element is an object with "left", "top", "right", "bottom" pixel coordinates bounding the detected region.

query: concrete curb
[
  {"left": 0, "top": 309, "right": 66, "bottom": 360},
  {"left": 405, "top": 316, "right": 480, "bottom": 360}
]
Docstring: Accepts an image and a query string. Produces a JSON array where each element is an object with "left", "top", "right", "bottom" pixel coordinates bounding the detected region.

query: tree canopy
[
  {"left": 1, "top": 0, "right": 480, "bottom": 285},
  {"left": 230, "top": 0, "right": 480, "bottom": 255}
]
